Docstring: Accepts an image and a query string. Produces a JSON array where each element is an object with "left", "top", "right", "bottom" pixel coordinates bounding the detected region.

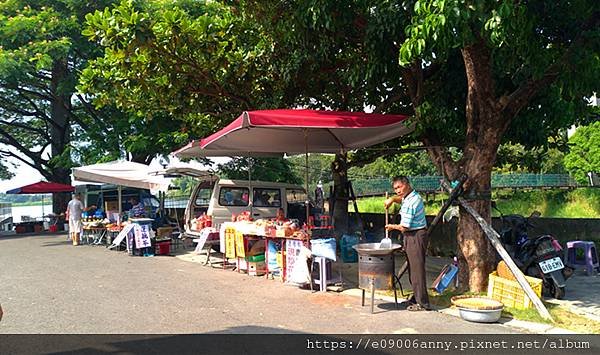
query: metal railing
[
  {"left": 163, "top": 174, "right": 582, "bottom": 204},
  {"left": 350, "top": 174, "right": 581, "bottom": 197}
]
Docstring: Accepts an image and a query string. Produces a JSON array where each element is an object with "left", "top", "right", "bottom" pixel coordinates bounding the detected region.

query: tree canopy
[{"left": 564, "top": 121, "right": 600, "bottom": 184}]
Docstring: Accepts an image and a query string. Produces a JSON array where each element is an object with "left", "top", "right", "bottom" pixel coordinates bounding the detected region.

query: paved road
[{"left": 0, "top": 234, "right": 522, "bottom": 334}]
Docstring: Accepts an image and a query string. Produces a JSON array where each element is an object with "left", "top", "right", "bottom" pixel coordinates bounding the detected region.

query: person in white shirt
[{"left": 65, "top": 193, "right": 94, "bottom": 246}]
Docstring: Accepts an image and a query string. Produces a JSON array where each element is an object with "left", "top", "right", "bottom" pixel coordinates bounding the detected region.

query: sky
[{"left": 0, "top": 151, "right": 230, "bottom": 193}]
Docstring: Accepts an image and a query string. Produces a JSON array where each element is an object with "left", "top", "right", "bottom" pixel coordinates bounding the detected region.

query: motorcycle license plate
[{"left": 539, "top": 257, "right": 564, "bottom": 274}]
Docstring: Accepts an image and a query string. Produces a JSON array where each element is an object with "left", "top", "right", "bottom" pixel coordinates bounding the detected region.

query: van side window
[
  {"left": 194, "top": 187, "right": 212, "bottom": 206},
  {"left": 219, "top": 187, "right": 249, "bottom": 206},
  {"left": 286, "top": 188, "right": 307, "bottom": 203},
  {"left": 253, "top": 188, "right": 281, "bottom": 207}
]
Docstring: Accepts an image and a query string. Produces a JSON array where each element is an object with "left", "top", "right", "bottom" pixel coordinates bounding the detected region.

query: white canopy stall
[{"left": 72, "top": 160, "right": 171, "bottom": 214}]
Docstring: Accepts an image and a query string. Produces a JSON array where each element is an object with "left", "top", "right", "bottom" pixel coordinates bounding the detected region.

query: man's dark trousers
[{"left": 404, "top": 229, "right": 430, "bottom": 307}]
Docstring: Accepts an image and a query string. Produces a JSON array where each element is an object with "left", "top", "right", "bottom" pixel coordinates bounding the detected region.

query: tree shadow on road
[{"left": 2, "top": 330, "right": 391, "bottom": 354}]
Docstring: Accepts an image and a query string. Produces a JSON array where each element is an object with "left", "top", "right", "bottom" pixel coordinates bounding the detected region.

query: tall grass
[{"left": 353, "top": 188, "right": 600, "bottom": 218}]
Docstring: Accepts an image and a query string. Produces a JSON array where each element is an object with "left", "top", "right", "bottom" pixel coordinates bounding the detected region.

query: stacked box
[
  {"left": 487, "top": 271, "right": 542, "bottom": 309},
  {"left": 248, "top": 261, "right": 266, "bottom": 276}
]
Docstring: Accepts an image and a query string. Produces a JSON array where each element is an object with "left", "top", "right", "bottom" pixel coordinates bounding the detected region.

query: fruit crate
[{"left": 487, "top": 271, "right": 543, "bottom": 309}]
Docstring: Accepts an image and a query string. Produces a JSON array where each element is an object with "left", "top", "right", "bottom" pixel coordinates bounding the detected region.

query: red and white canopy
[{"left": 174, "top": 109, "right": 412, "bottom": 158}]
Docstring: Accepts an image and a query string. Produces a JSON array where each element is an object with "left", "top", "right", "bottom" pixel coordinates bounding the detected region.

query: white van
[{"left": 183, "top": 177, "right": 307, "bottom": 239}]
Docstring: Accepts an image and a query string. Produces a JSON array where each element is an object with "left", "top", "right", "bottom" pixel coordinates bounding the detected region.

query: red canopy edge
[
  {"left": 6, "top": 181, "right": 74, "bottom": 194},
  {"left": 199, "top": 109, "right": 409, "bottom": 149}
]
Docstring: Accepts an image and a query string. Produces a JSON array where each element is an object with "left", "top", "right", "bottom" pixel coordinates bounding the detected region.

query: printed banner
[
  {"left": 134, "top": 223, "right": 152, "bottom": 248},
  {"left": 235, "top": 231, "right": 245, "bottom": 258},
  {"left": 225, "top": 228, "right": 236, "bottom": 259}
]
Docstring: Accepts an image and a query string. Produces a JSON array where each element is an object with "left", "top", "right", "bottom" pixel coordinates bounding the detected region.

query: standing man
[
  {"left": 384, "top": 176, "right": 430, "bottom": 311},
  {"left": 65, "top": 193, "right": 94, "bottom": 246}
]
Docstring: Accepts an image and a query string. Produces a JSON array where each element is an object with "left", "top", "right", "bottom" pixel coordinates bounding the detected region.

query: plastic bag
[
  {"left": 310, "top": 238, "right": 337, "bottom": 261},
  {"left": 286, "top": 246, "right": 312, "bottom": 285}
]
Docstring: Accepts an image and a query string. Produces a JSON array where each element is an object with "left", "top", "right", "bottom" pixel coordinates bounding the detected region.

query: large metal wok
[{"left": 352, "top": 242, "right": 403, "bottom": 256}]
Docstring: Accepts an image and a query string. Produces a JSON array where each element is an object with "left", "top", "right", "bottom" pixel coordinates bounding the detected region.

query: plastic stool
[
  {"left": 566, "top": 241, "right": 599, "bottom": 276},
  {"left": 311, "top": 256, "right": 342, "bottom": 292}
]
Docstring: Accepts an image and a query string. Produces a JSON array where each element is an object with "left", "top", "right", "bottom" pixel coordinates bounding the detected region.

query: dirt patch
[{"left": 308, "top": 292, "right": 357, "bottom": 308}]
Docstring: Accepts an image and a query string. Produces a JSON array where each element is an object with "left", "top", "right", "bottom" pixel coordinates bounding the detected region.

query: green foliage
[
  {"left": 564, "top": 122, "right": 600, "bottom": 184},
  {"left": 492, "top": 188, "right": 600, "bottom": 219},
  {"left": 286, "top": 154, "right": 335, "bottom": 189},
  {"left": 166, "top": 175, "right": 196, "bottom": 197},
  {"left": 80, "top": 0, "right": 276, "bottom": 140},
  {"left": 0, "top": 0, "right": 134, "bottom": 181},
  {"left": 0, "top": 193, "right": 49, "bottom": 204},
  {"left": 357, "top": 188, "right": 600, "bottom": 218},
  {"left": 349, "top": 149, "right": 439, "bottom": 180},
  {"left": 217, "top": 157, "right": 302, "bottom": 184},
  {"left": 0, "top": 161, "right": 14, "bottom": 180},
  {"left": 400, "top": 0, "right": 599, "bottom": 150},
  {"left": 494, "top": 142, "right": 567, "bottom": 174}
]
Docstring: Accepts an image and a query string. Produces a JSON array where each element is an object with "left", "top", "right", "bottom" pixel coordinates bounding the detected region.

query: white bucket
[{"left": 43, "top": 221, "right": 49, "bottom": 230}]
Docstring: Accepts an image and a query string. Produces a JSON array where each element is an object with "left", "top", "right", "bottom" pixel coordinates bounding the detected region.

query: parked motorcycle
[{"left": 492, "top": 203, "right": 572, "bottom": 299}]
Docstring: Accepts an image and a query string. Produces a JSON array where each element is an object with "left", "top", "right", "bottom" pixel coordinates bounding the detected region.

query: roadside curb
[{"left": 341, "top": 287, "right": 577, "bottom": 334}]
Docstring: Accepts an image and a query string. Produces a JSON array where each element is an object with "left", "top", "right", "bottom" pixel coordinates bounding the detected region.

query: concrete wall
[{"left": 352, "top": 213, "right": 600, "bottom": 256}]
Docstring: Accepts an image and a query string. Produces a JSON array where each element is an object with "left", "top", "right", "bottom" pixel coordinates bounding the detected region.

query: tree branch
[
  {"left": 0, "top": 126, "right": 48, "bottom": 168},
  {"left": 0, "top": 149, "right": 44, "bottom": 173},
  {"left": 401, "top": 64, "right": 424, "bottom": 109},
  {"left": 420, "top": 131, "right": 460, "bottom": 179},
  {"left": 498, "top": 10, "right": 600, "bottom": 127},
  {"left": 0, "top": 119, "right": 48, "bottom": 137},
  {"left": 74, "top": 94, "right": 107, "bottom": 131}
]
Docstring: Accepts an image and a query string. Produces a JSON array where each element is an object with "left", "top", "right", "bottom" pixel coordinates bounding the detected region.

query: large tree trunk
[
  {"left": 49, "top": 58, "right": 72, "bottom": 215},
  {"left": 331, "top": 152, "right": 348, "bottom": 237},
  {"left": 455, "top": 152, "right": 498, "bottom": 292}
]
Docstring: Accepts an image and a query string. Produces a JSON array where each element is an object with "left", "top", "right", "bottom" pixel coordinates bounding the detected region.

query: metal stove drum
[{"left": 353, "top": 243, "right": 405, "bottom": 313}]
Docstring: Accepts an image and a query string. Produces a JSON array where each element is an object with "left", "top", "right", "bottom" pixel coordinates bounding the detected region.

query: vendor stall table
[
  {"left": 82, "top": 227, "right": 107, "bottom": 246},
  {"left": 90, "top": 227, "right": 106, "bottom": 245},
  {"left": 106, "top": 229, "right": 124, "bottom": 249}
]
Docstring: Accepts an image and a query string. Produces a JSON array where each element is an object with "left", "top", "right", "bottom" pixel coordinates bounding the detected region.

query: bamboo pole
[{"left": 441, "top": 178, "right": 553, "bottom": 321}]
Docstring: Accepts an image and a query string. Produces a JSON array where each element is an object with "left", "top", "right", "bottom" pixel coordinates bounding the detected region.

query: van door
[
  {"left": 251, "top": 187, "right": 282, "bottom": 220},
  {"left": 184, "top": 180, "right": 215, "bottom": 235}
]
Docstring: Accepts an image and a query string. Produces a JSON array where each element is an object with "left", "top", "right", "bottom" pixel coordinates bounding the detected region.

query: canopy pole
[
  {"left": 118, "top": 185, "right": 122, "bottom": 215},
  {"left": 305, "top": 129, "right": 309, "bottom": 226},
  {"left": 248, "top": 153, "right": 253, "bottom": 216}
]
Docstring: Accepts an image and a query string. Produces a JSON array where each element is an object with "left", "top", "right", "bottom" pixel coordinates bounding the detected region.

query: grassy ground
[
  {"left": 7, "top": 201, "right": 50, "bottom": 207},
  {"left": 428, "top": 289, "right": 600, "bottom": 333},
  {"left": 353, "top": 188, "right": 600, "bottom": 218}
]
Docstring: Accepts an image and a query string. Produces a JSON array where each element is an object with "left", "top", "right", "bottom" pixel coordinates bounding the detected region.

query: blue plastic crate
[{"left": 433, "top": 264, "right": 459, "bottom": 293}]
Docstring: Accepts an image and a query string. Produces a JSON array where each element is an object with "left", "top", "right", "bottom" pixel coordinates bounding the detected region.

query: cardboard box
[
  {"left": 248, "top": 261, "right": 266, "bottom": 276},
  {"left": 157, "top": 227, "right": 175, "bottom": 238},
  {"left": 105, "top": 201, "right": 119, "bottom": 212},
  {"left": 276, "top": 228, "right": 293, "bottom": 238}
]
